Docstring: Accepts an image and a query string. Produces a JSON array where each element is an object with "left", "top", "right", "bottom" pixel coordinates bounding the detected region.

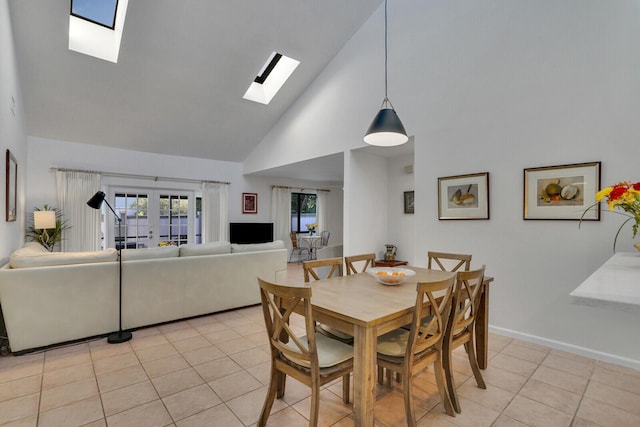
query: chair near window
[
  {"left": 443, "top": 266, "right": 487, "bottom": 414},
  {"left": 257, "top": 278, "right": 353, "bottom": 427},
  {"left": 376, "top": 276, "right": 457, "bottom": 425},
  {"left": 427, "top": 251, "right": 472, "bottom": 272},
  {"left": 302, "top": 258, "right": 353, "bottom": 344},
  {"left": 320, "top": 230, "right": 330, "bottom": 247},
  {"left": 289, "top": 232, "right": 310, "bottom": 263},
  {"left": 344, "top": 253, "right": 376, "bottom": 275}
]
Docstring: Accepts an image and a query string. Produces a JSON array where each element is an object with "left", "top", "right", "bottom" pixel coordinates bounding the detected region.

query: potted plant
[{"left": 26, "top": 205, "right": 70, "bottom": 252}]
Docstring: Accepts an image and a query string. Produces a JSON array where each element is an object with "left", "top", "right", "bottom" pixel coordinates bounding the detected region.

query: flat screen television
[{"left": 229, "top": 222, "right": 274, "bottom": 244}]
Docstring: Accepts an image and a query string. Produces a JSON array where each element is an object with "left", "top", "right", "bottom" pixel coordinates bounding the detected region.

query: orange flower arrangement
[{"left": 583, "top": 181, "right": 640, "bottom": 251}]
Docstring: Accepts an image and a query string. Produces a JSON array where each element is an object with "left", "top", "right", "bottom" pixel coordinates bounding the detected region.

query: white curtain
[
  {"left": 202, "top": 182, "right": 229, "bottom": 242},
  {"left": 55, "top": 170, "right": 102, "bottom": 251},
  {"left": 316, "top": 190, "right": 328, "bottom": 233},
  {"left": 271, "top": 186, "right": 292, "bottom": 253}
]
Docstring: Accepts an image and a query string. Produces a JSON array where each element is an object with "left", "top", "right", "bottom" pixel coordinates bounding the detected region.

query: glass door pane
[
  {"left": 114, "top": 192, "right": 149, "bottom": 249},
  {"left": 159, "top": 194, "right": 189, "bottom": 246}
]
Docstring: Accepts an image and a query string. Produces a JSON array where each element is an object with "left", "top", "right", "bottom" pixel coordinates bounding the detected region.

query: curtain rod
[
  {"left": 50, "top": 167, "right": 230, "bottom": 185},
  {"left": 272, "top": 185, "right": 330, "bottom": 192}
]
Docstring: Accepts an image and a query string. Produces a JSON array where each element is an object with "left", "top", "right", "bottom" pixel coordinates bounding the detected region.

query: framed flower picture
[
  {"left": 242, "top": 192, "right": 257, "bottom": 214},
  {"left": 523, "top": 161, "right": 600, "bottom": 220},
  {"left": 438, "top": 172, "right": 490, "bottom": 220}
]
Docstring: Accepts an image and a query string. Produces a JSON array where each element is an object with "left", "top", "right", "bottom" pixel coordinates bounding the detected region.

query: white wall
[
  {"left": 26, "top": 136, "right": 245, "bottom": 222},
  {"left": 244, "top": 0, "right": 640, "bottom": 368},
  {"left": 0, "top": 0, "right": 27, "bottom": 263}
]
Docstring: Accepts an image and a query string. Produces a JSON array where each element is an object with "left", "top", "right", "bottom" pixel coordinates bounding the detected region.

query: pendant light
[{"left": 364, "top": 0, "right": 408, "bottom": 147}]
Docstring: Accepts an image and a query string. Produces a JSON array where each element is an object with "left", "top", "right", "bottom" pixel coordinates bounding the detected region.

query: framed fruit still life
[{"left": 524, "top": 162, "right": 600, "bottom": 220}]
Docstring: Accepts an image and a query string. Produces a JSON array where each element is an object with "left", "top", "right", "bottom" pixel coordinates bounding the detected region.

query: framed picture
[
  {"left": 404, "top": 191, "right": 414, "bottom": 214},
  {"left": 242, "top": 192, "right": 257, "bottom": 214},
  {"left": 523, "top": 161, "right": 600, "bottom": 220},
  {"left": 5, "top": 149, "right": 17, "bottom": 222},
  {"left": 438, "top": 172, "right": 490, "bottom": 220}
]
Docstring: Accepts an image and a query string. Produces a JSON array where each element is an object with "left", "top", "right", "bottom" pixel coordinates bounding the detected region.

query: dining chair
[
  {"left": 344, "top": 253, "right": 376, "bottom": 275},
  {"left": 303, "top": 257, "right": 353, "bottom": 344},
  {"left": 257, "top": 278, "right": 353, "bottom": 427},
  {"left": 289, "top": 232, "right": 310, "bottom": 263},
  {"left": 443, "top": 265, "right": 487, "bottom": 414},
  {"left": 320, "top": 230, "right": 331, "bottom": 247},
  {"left": 376, "top": 275, "right": 457, "bottom": 425},
  {"left": 427, "top": 251, "right": 472, "bottom": 272}
]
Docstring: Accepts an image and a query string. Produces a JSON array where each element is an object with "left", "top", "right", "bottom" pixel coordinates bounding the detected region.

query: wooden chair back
[
  {"left": 427, "top": 251, "right": 472, "bottom": 272},
  {"left": 303, "top": 257, "right": 343, "bottom": 282},
  {"left": 443, "top": 266, "right": 487, "bottom": 413},
  {"left": 258, "top": 278, "right": 317, "bottom": 370},
  {"left": 450, "top": 265, "right": 485, "bottom": 337},
  {"left": 344, "top": 253, "right": 376, "bottom": 275},
  {"left": 290, "top": 232, "right": 300, "bottom": 249},
  {"left": 406, "top": 277, "right": 456, "bottom": 360}
]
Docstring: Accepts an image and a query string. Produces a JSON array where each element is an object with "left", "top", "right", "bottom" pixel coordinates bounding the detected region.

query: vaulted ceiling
[{"left": 9, "top": 0, "right": 382, "bottom": 163}]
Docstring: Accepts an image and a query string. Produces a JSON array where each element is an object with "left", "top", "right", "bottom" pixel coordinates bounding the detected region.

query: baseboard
[{"left": 490, "top": 325, "right": 640, "bottom": 372}]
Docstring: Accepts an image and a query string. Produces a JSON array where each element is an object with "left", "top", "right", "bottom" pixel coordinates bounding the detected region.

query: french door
[{"left": 107, "top": 188, "right": 195, "bottom": 249}]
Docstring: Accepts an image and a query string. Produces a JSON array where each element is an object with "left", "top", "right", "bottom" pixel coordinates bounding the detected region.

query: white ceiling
[{"left": 9, "top": 0, "right": 383, "bottom": 165}]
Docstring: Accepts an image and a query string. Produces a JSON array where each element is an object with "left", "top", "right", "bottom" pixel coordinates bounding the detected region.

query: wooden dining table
[{"left": 304, "top": 266, "right": 494, "bottom": 427}]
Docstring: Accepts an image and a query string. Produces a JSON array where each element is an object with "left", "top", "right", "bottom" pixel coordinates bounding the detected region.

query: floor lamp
[{"left": 87, "top": 191, "right": 132, "bottom": 344}]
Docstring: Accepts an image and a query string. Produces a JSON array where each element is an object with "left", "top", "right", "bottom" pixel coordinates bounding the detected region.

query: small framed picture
[
  {"left": 524, "top": 162, "right": 600, "bottom": 220},
  {"left": 242, "top": 192, "right": 258, "bottom": 214},
  {"left": 6, "top": 149, "right": 17, "bottom": 222},
  {"left": 438, "top": 172, "right": 490, "bottom": 220},
  {"left": 404, "top": 191, "right": 414, "bottom": 214}
]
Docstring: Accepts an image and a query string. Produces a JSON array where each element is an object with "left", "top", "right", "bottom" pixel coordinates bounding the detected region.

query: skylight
[
  {"left": 243, "top": 52, "right": 300, "bottom": 105},
  {"left": 68, "top": 0, "right": 129, "bottom": 63},
  {"left": 71, "top": 0, "right": 118, "bottom": 29}
]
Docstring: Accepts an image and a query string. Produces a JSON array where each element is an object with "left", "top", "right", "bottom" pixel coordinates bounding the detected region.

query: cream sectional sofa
[{"left": 0, "top": 240, "right": 287, "bottom": 353}]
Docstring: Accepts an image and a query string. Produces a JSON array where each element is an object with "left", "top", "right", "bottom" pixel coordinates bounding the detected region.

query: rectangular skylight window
[
  {"left": 243, "top": 52, "right": 300, "bottom": 105},
  {"left": 69, "top": 0, "right": 128, "bottom": 63},
  {"left": 71, "top": 0, "right": 118, "bottom": 29}
]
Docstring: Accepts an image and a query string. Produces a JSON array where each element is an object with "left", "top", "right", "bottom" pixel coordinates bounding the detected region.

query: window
[
  {"left": 291, "top": 193, "right": 317, "bottom": 233},
  {"left": 71, "top": 0, "right": 119, "bottom": 29}
]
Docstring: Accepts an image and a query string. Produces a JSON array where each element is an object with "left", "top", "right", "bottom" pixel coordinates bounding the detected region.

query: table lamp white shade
[{"left": 34, "top": 210, "right": 56, "bottom": 230}]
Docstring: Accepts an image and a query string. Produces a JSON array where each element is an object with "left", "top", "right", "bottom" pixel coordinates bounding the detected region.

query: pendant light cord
[{"left": 384, "top": 0, "right": 389, "bottom": 102}]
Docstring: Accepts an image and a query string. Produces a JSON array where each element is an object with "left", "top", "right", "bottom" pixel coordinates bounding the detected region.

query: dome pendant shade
[{"left": 364, "top": 107, "right": 408, "bottom": 147}]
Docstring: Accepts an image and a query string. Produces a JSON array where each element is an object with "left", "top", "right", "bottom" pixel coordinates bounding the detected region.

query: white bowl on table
[{"left": 366, "top": 267, "right": 416, "bottom": 286}]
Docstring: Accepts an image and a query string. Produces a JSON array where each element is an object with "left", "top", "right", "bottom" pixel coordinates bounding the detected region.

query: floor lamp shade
[
  {"left": 87, "top": 190, "right": 132, "bottom": 344},
  {"left": 87, "top": 191, "right": 106, "bottom": 209},
  {"left": 34, "top": 210, "right": 56, "bottom": 229}
]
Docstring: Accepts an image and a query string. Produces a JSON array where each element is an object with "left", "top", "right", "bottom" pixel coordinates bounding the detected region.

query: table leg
[
  {"left": 476, "top": 283, "right": 489, "bottom": 369},
  {"left": 353, "top": 325, "right": 376, "bottom": 427}
]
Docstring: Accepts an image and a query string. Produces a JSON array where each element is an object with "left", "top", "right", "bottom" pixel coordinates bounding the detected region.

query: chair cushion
[
  {"left": 377, "top": 328, "right": 410, "bottom": 357},
  {"left": 318, "top": 324, "right": 353, "bottom": 341},
  {"left": 179, "top": 241, "right": 231, "bottom": 257},
  {"left": 284, "top": 333, "right": 353, "bottom": 368},
  {"left": 231, "top": 240, "right": 285, "bottom": 253},
  {"left": 9, "top": 243, "right": 118, "bottom": 268},
  {"left": 121, "top": 245, "right": 179, "bottom": 261}
]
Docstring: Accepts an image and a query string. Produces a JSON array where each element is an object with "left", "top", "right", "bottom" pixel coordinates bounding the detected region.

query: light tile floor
[{"left": 1, "top": 263, "right": 640, "bottom": 426}]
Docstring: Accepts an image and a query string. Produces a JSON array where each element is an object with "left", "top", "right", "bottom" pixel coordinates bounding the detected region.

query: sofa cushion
[
  {"left": 121, "top": 245, "right": 179, "bottom": 261},
  {"left": 231, "top": 240, "right": 285, "bottom": 253},
  {"left": 179, "top": 241, "right": 231, "bottom": 257},
  {"left": 9, "top": 244, "right": 118, "bottom": 269}
]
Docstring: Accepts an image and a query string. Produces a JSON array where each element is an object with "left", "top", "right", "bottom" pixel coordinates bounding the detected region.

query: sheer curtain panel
[
  {"left": 271, "top": 187, "right": 292, "bottom": 253},
  {"left": 202, "top": 182, "right": 229, "bottom": 243},
  {"left": 316, "top": 190, "right": 328, "bottom": 233},
  {"left": 55, "top": 170, "right": 102, "bottom": 251}
]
